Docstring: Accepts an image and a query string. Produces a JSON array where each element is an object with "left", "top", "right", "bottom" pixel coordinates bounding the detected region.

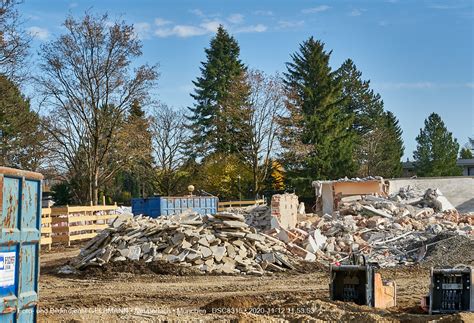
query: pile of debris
[
  {"left": 265, "top": 187, "right": 472, "bottom": 267},
  {"left": 226, "top": 205, "right": 272, "bottom": 232},
  {"left": 71, "top": 211, "right": 296, "bottom": 275}
]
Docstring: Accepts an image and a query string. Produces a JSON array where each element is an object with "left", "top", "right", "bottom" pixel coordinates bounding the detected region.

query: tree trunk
[
  {"left": 253, "top": 158, "right": 258, "bottom": 199},
  {"left": 93, "top": 170, "right": 99, "bottom": 205}
]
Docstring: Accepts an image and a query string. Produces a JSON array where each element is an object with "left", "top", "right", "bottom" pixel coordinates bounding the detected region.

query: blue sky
[{"left": 20, "top": 0, "right": 473, "bottom": 159}]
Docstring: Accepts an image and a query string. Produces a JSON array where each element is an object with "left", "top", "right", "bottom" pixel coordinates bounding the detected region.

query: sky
[{"left": 19, "top": 0, "right": 473, "bottom": 159}]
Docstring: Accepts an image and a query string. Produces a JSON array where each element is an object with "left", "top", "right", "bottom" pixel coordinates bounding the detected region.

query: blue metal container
[
  {"left": 131, "top": 196, "right": 218, "bottom": 217},
  {"left": 0, "top": 167, "right": 43, "bottom": 322}
]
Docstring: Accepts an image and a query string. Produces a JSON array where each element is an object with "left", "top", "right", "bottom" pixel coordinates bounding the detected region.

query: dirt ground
[{"left": 38, "top": 243, "right": 474, "bottom": 322}]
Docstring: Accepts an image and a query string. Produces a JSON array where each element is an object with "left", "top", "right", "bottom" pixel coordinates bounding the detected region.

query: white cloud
[
  {"left": 379, "top": 20, "right": 389, "bottom": 27},
  {"left": 302, "top": 5, "right": 331, "bottom": 14},
  {"left": 349, "top": 9, "right": 362, "bottom": 17},
  {"left": 278, "top": 20, "right": 305, "bottom": 28},
  {"left": 154, "top": 18, "right": 172, "bottom": 26},
  {"left": 155, "top": 20, "right": 222, "bottom": 38},
  {"left": 235, "top": 24, "right": 267, "bottom": 33},
  {"left": 201, "top": 20, "right": 221, "bottom": 32},
  {"left": 253, "top": 10, "right": 274, "bottom": 16},
  {"left": 134, "top": 22, "right": 151, "bottom": 39},
  {"left": 155, "top": 25, "right": 206, "bottom": 38},
  {"left": 228, "top": 13, "right": 244, "bottom": 24},
  {"left": 27, "top": 26, "right": 49, "bottom": 40},
  {"left": 154, "top": 14, "right": 267, "bottom": 38}
]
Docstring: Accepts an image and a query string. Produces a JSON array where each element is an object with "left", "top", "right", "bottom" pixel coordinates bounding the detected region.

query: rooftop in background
[
  {"left": 457, "top": 158, "right": 474, "bottom": 176},
  {"left": 456, "top": 158, "right": 474, "bottom": 166}
]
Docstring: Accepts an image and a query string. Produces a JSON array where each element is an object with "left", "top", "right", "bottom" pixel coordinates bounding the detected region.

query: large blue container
[
  {"left": 131, "top": 196, "right": 218, "bottom": 217},
  {"left": 0, "top": 167, "right": 42, "bottom": 322}
]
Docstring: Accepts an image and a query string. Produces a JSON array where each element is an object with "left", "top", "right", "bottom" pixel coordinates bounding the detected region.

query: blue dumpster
[
  {"left": 131, "top": 196, "right": 218, "bottom": 217},
  {"left": 0, "top": 167, "right": 42, "bottom": 322}
]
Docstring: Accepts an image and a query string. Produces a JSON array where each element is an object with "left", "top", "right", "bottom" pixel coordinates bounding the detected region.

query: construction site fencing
[{"left": 41, "top": 203, "right": 118, "bottom": 247}]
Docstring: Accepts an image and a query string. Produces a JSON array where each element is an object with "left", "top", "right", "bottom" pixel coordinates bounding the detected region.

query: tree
[
  {"left": 109, "top": 100, "right": 155, "bottom": 202},
  {"left": 240, "top": 70, "right": 285, "bottom": 196},
  {"left": 0, "top": 0, "right": 30, "bottom": 79},
  {"left": 0, "top": 74, "right": 46, "bottom": 170},
  {"left": 356, "top": 111, "right": 404, "bottom": 177},
  {"left": 460, "top": 147, "right": 473, "bottom": 159},
  {"left": 50, "top": 182, "right": 73, "bottom": 206},
  {"left": 38, "top": 13, "right": 158, "bottom": 204},
  {"left": 124, "top": 100, "right": 154, "bottom": 197},
  {"left": 264, "top": 160, "right": 285, "bottom": 191},
  {"left": 336, "top": 59, "right": 384, "bottom": 134},
  {"left": 281, "top": 37, "right": 356, "bottom": 185},
  {"left": 461, "top": 137, "right": 474, "bottom": 157},
  {"left": 196, "top": 153, "right": 252, "bottom": 200},
  {"left": 187, "top": 25, "right": 249, "bottom": 158},
  {"left": 414, "top": 113, "right": 461, "bottom": 176},
  {"left": 336, "top": 59, "right": 403, "bottom": 177},
  {"left": 151, "top": 105, "right": 189, "bottom": 196}
]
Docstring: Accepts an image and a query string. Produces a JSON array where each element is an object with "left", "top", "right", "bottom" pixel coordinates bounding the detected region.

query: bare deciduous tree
[
  {"left": 244, "top": 70, "right": 285, "bottom": 196},
  {"left": 0, "top": 0, "right": 30, "bottom": 79},
  {"left": 38, "top": 13, "right": 158, "bottom": 204},
  {"left": 151, "top": 104, "right": 188, "bottom": 196}
]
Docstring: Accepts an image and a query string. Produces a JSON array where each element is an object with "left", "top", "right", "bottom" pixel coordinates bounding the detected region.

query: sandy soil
[{"left": 38, "top": 243, "right": 474, "bottom": 322}]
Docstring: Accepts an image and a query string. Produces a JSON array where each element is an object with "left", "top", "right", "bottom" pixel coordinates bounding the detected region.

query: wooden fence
[
  {"left": 217, "top": 199, "right": 266, "bottom": 211},
  {"left": 41, "top": 208, "right": 53, "bottom": 249},
  {"left": 41, "top": 203, "right": 118, "bottom": 247}
]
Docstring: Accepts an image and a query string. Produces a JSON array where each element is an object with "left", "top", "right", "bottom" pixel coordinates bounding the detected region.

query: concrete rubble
[
  {"left": 70, "top": 185, "right": 471, "bottom": 274},
  {"left": 226, "top": 205, "right": 272, "bottom": 232},
  {"left": 71, "top": 211, "right": 296, "bottom": 275},
  {"left": 264, "top": 186, "right": 472, "bottom": 267}
]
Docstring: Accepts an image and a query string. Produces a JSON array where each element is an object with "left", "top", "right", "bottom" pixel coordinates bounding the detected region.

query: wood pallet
[{"left": 49, "top": 203, "right": 118, "bottom": 246}]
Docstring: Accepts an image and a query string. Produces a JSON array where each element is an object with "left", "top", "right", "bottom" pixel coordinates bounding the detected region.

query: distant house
[
  {"left": 402, "top": 159, "right": 474, "bottom": 177},
  {"left": 401, "top": 160, "right": 416, "bottom": 178},
  {"left": 457, "top": 158, "right": 474, "bottom": 176}
]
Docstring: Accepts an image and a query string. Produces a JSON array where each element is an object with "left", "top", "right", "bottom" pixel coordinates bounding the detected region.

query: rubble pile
[
  {"left": 268, "top": 187, "right": 472, "bottom": 267},
  {"left": 72, "top": 211, "right": 296, "bottom": 275},
  {"left": 226, "top": 205, "right": 272, "bottom": 231}
]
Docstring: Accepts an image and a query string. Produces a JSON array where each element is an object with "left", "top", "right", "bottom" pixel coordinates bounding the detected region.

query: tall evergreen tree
[
  {"left": 187, "top": 25, "right": 249, "bottom": 158},
  {"left": 280, "top": 37, "right": 356, "bottom": 183},
  {"left": 376, "top": 111, "right": 404, "bottom": 177},
  {"left": 414, "top": 113, "right": 461, "bottom": 176},
  {"left": 336, "top": 59, "right": 384, "bottom": 134},
  {"left": 337, "top": 60, "right": 404, "bottom": 177}
]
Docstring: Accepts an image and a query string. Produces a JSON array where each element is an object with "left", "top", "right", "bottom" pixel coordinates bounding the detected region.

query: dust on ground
[{"left": 39, "top": 242, "right": 474, "bottom": 322}]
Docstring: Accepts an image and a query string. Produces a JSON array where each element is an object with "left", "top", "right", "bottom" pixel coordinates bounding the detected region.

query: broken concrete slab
[{"left": 362, "top": 205, "right": 393, "bottom": 218}]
